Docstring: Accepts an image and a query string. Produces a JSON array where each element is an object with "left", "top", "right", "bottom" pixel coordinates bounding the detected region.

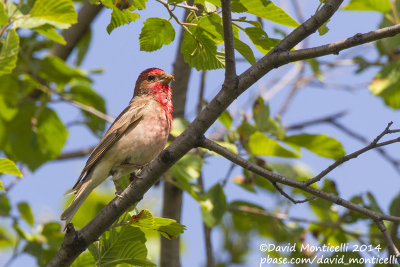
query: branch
[
  {"left": 329, "top": 120, "right": 400, "bottom": 172},
  {"left": 375, "top": 219, "right": 400, "bottom": 263},
  {"left": 50, "top": 0, "right": 103, "bottom": 60},
  {"left": 199, "top": 137, "right": 400, "bottom": 223},
  {"left": 155, "top": 0, "right": 199, "bottom": 12},
  {"left": 56, "top": 147, "right": 94, "bottom": 160},
  {"left": 229, "top": 205, "right": 374, "bottom": 237},
  {"left": 306, "top": 122, "right": 400, "bottom": 185},
  {"left": 197, "top": 173, "right": 215, "bottom": 267},
  {"left": 269, "top": 23, "right": 400, "bottom": 70},
  {"left": 284, "top": 111, "right": 347, "bottom": 130},
  {"left": 221, "top": 0, "right": 236, "bottom": 84},
  {"left": 160, "top": 6, "right": 193, "bottom": 267},
  {"left": 49, "top": 1, "right": 374, "bottom": 264},
  {"left": 272, "top": 182, "right": 317, "bottom": 204}
]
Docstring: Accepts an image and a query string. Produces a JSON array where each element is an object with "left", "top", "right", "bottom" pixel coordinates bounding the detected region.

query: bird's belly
[{"left": 107, "top": 111, "right": 170, "bottom": 168}]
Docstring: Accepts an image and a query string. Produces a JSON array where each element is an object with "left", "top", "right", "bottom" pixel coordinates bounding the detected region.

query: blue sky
[{"left": 2, "top": 1, "right": 400, "bottom": 266}]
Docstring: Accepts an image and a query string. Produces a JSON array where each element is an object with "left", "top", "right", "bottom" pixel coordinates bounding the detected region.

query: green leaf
[
  {"left": 218, "top": 110, "right": 233, "bottom": 129},
  {"left": 284, "top": 133, "right": 345, "bottom": 160},
  {"left": 244, "top": 27, "right": 280, "bottom": 54},
  {"left": 343, "top": 0, "right": 392, "bottom": 13},
  {"left": 17, "top": 202, "right": 34, "bottom": 226},
  {"left": 252, "top": 97, "right": 284, "bottom": 137},
  {"left": 4, "top": 105, "right": 68, "bottom": 170},
  {"left": 33, "top": 24, "right": 66, "bottom": 45},
  {"left": 369, "top": 62, "right": 400, "bottom": 109},
  {"left": 170, "top": 118, "right": 189, "bottom": 137},
  {"left": 139, "top": 18, "right": 175, "bottom": 51},
  {"left": 231, "top": 0, "right": 299, "bottom": 27},
  {"left": 107, "top": 7, "right": 140, "bottom": 34},
  {"left": 181, "top": 15, "right": 225, "bottom": 70},
  {"left": 234, "top": 38, "right": 256, "bottom": 65},
  {"left": 0, "top": 181, "right": 3, "bottom": 192},
  {"left": 249, "top": 131, "right": 299, "bottom": 158},
  {"left": 71, "top": 251, "right": 95, "bottom": 267},
  {"left": 200, "top": 184, "right": 227, "bottom": 227},
  {"left": 67, "top": 82, "right": 107, "bottom": 137},
  {"left": 0, "top": 194, "right": 10, "bottom": 216},
  {"left": 0, "top": 2, "right": 7, "bottom": 26},
  {"left": 128, "top": 210, "right": 186, "bottom": 239},
  {"left": 0, "top": 158, "right": 22, "bottom": 177},
  {"left": 89, "top": 226, "right": 155, "bottom": 266},
  {"left": 0, "top": 29, "right": 19, "bottom": 75},
  {"left": 30, "top": 0, "right": 77, "bottom": 25}
]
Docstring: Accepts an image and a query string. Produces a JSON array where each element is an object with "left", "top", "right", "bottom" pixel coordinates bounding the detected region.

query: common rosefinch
[{"left": 61, "top": 68, "right": 174, "bottom": 225}]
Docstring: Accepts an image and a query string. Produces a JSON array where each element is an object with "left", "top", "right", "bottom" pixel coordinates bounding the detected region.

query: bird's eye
[{"left": 147, "top": 75, "right": 155, "bottom": 81}]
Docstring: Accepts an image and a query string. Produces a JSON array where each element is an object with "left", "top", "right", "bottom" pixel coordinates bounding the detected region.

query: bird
[{"left": 61, "top": 68, "right": 174, "bottom": 226}]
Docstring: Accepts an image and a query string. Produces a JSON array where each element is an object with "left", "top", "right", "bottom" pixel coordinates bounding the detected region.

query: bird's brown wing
[{"left": 72, "top": 98, "right": 149, "bottom": 189}]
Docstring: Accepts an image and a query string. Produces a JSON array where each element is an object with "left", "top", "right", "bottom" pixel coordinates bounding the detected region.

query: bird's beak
[{"left": 160, "top": 73, "right": 175, "bottom": 85}]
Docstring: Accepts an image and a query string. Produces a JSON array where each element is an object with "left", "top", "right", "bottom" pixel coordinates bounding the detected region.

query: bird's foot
[
  {"left": 129, "top": 168, "right": 145, "bottom": 181},
  {"left": 119, "top": 163, "right": 142, "bottom": 168},
  {"left": 113, "top": 179, "right": 124, "bottom": 198},
  {"left": 115, "top": 190, "right": 123, "bottom": 199}
]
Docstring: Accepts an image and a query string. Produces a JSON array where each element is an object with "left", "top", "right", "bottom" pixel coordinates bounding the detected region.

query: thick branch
[
  {"left": 221, "top": 0, "right": 236, "bottom": 84},
  {"left": 51, "top": 0, "right": 103, "bottom": 60},
  {"left": 160, "top": 6, "right": 192, "bottom": 267}
]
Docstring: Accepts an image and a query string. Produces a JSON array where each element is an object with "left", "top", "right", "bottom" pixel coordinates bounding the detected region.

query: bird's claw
[{"left": 115, "top": 191, "right": 123, "bottom": 199}]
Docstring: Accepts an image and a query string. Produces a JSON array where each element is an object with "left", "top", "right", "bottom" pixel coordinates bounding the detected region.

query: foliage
[{"left": 0, "top": 0, "right": 399, "bottom": 266}]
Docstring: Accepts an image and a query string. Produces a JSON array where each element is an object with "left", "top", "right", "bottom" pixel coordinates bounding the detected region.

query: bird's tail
[{"left": 61, "top": 176, "right": 96, "bottom": 226}]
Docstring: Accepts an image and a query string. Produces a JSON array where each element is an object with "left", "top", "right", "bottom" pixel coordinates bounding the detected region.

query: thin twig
[
  {"left": 272, "top": 24, "right": 400, "bottom": 67},
  {"left": 155, "top": 0, "right": 199, "bottom": 12},
  {"left": 50, "top": 1, "right": 393, "bottom": 265},
  {"left": 56, "top": 147, "right": 94, "bottom": 160},
  {"left": 221, "top": 163, "right": 235, "bottom": 187},
  {"left": 221, "top": 0, "right": 236, "bottom": 84},
  {"left": 375, "top": 219, "right": 400, "bottom": 263},
  {"left": 197, "top": 71, "right": 207, "bottom": 115},
  {"left": 199, "top": 137, "right": 400, "bottom": 223},
  {"left": 329, "top": 120, "right": 400, "bottom": 173},
  {"left": 272, "top": 182, "right": 317, "bottom": 204},
  {"left": 306, "top": 122, "right": 400, "bottom": 185},
  {"left": 61, "top": 96, "right": 114, "bottom": 123},
  {"left": 157, "top": 0, "right": 197, "bottom": 27}
]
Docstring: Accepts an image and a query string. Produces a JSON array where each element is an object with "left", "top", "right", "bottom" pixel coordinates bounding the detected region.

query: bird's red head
[
  {"left": 133, "top": 68, "right": 174, "bottom": 116},
  {"left": 134, "top": 68, "right": 174, "bottom": 97}
]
